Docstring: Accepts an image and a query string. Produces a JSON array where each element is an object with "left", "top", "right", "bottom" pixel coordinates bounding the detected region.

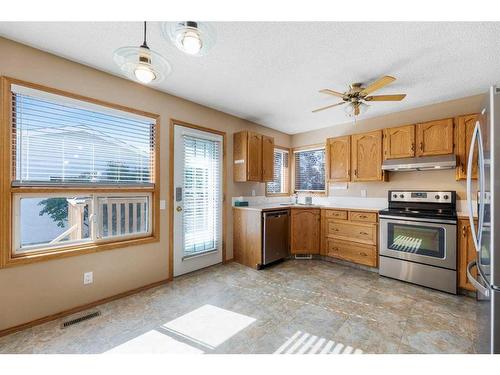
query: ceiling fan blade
[
  {"left": 360, "top": 75, "right": 396, "bottom": 96},
  {"left": 319, "top": 89, "right": 345, "bottom": 98},
  {"left": 364, "top": 94, "right": 406, "bottom": 101},
  {"left": 312, "top": 102, "right": 345, "bottom": 113}
]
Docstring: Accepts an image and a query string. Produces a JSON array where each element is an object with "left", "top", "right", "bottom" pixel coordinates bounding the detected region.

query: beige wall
[
  {"left": 0, "top": 37, "right": 291, "bottom": 331},
  {"left": 291, "top": 94, "right": 485, "bottom": 200}
]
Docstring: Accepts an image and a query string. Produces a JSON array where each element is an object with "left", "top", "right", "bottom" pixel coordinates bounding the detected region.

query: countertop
[{"left": 232, "top": 203, "right": 382, "bottom": 213}]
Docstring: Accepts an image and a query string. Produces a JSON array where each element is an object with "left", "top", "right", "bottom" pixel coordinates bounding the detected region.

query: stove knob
[
  {"left": 400, "top": 194, "right": 404, "bottom": 198},
  {"left": 393, "top": 194, "right": 398, "bottom": 198},
  {"left": 435, "top": 194, "right": 440, "bottom": 200},
  {"left": 443, "top": 194, "right": 449, "bottom": 200}
]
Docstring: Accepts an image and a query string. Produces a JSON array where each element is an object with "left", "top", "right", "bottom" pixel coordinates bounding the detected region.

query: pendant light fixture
[
  {"left": 114, "top": 22, "right": 171, "bottom": 84},
  {"left": 162, "top": 21, "right": 216, "bottom": 56}
]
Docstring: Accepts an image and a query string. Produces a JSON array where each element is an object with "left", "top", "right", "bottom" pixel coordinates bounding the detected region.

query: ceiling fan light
[
  {"left": 163, "top": 21, "right": 216, "bottom": 56},
  {"left": 358, "top": 102, "right": 370, "bottom": 114}
]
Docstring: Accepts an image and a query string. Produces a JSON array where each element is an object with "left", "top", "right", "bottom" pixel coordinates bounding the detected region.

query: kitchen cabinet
[
  {"left": 233, "top": 131, "right": 274, "bottom": 182},
  {"left": 233, "top": 208, "right": 263, "bottom": 269},
  {"left": 351, "top": 130, "right": 384, "bottom": 181},
  {"left": 327, "top": 135, "right": 350, "bottom": 182},
  {"left": 321, "top": 209, "right": 378, "bottom": 267},
  {"left": 415, "top": 118, "right": 454, "bottom": 156},
  {"left": 458, "top": 218, "right": 478, "bottom": 292},
  {"left": 455, "top": 114, "right": 479, "bottom": 180},
  {"left": 290, "top": 208, "right": 320, "bottom": 255},
  {"left": 383, "top": 124, "right": 415, "bottom": 159}
]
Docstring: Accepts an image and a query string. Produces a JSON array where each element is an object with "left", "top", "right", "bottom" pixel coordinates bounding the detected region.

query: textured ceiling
[{"left": 0, "top": 22, "right": 499, "bottom": 134}]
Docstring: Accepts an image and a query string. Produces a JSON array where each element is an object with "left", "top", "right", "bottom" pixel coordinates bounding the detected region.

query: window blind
[
  {"left": 294, "top": 148, "right": 325, "bottom": 191},
  {"left": 11, "top": 85, "right": 156, "bottom": 186},
  {"left": 266, "top": 148, "right": 289, "bottom": 195},
  {"left": 182, "top": 135, "right": 222, "bottom": 257}
]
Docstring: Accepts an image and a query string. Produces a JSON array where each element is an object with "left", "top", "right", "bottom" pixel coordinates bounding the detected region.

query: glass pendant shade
[
  {"left": 113, "top": 46, "right": 171, "bottom": 84},
  {"left": 163, "top": 21, "right": 216, "bottom": 56},
  {"left": 344, "top": 102, "right": 369, "bottom": 117}
]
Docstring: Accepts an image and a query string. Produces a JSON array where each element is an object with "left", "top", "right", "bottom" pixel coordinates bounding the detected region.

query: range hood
[{"left": 381, "top": 154, "right": 457, "bottom": 172}]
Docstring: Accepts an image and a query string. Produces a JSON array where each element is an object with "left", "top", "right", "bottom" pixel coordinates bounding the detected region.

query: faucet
[{"left": 294, "top": 193, "right": 299, "bottom": 204}]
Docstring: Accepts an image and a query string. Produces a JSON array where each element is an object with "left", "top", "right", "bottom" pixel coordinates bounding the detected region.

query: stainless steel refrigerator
[{"left": 466, "top": 85, "right": 500, "bottom": 354}]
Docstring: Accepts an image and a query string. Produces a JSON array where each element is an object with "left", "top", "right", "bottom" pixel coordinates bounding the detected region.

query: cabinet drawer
[
  {"left": 326, "top": 221, "right": 377, "bottom": 245},
  {"left": 323, "top": 209, "right": 348, "bottom": 220},
  {"left": 349, "top": 211, "right": 377, "bottom": 223},
  {"left": 325, "top": 238, "right": 377, "bottom": 267}
]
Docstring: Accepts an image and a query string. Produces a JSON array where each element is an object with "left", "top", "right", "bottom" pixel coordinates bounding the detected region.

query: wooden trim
[
  {"left": 265, "top": 145, "right": 291, "bottom": 197},
  {"left": 168, "top": 119, "right": 228, "bottom": 281},
  {"left": 0, "top": 278, "right": 169, "bottom": 338},
  {"left": 0, "top": 76, "right": 161, "bottom": 268}
]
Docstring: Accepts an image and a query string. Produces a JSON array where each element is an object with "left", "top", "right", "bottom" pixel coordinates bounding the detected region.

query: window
[
  {"left": 1, "top": 77, "right": 159, "bottom": 266},
  {"left": 266, "top": 147, "right": 290, "bottom": 196},
  {"left": 293, "top": 147, "right": 326, "bottom": 192}
]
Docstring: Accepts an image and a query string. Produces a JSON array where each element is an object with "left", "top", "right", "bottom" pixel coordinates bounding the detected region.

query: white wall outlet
[
  {"left": 251, "top": 189, "right": 256, "bottom": 197},
  {"left": 361, "top": 189, "right": 367, "bottom": 198},
  {"left": 160, "top": 200, "right": 166, "bottom": 210},
  {"left": 83, "top": 271, "right": 93, "bottom": 285}
]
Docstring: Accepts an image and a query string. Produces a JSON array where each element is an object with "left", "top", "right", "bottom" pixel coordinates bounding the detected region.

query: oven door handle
[{"left": 466, "top": 259, "right": 489, "bottom": 297}]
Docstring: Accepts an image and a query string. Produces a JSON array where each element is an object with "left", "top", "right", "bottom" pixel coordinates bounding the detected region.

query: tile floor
[{"left": 0, "top": 260, "right": 480, "bottom": 354}]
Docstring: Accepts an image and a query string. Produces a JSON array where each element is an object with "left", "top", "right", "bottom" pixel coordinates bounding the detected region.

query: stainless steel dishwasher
[{"left": 262, "top": 210, "right": 289, "bottom": 266}]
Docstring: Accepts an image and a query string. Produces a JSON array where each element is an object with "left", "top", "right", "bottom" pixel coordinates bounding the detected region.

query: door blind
[
  {"left": 11, "top": 85, "right": 156, "bottom": 186},
  {"left": 182, "top": 135, "right": 222, "bottom": 257},
  {"left": 294, "top": 148, "right": 325, "bottom": 191},
  {"left": 266, "top": 148, "right": 289, "bottom": 194}
]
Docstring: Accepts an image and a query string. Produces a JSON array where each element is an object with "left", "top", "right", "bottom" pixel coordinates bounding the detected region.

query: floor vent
[{"left": 61, "top": 310, "right": 101, "bottom": 328}]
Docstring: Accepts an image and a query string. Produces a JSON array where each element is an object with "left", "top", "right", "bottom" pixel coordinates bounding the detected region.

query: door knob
[{"left": 176, "top": 206, "right": 183, "bottom": 212}]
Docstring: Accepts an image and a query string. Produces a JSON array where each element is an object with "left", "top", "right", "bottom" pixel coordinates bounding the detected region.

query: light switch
[{"left": 361, "top": 189, "right": 367, "bottom": 198}]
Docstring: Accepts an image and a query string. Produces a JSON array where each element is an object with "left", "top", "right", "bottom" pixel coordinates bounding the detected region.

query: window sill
[{"left": 3, "top": 235, "right": 159, "bottom": 268}]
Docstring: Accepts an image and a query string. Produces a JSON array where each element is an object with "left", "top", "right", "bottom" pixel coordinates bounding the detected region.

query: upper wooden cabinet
[
  {"left": 233, "top": 131, "right": 274, "bottom": 182},
  {"left": 290, "top": 208, "right": 320, "bottom": 255},
  {"left": 327, "top": 135, "right": 350, "bottom": 182},
  {"left": 415, "top": 118, "right": 454, "bottom": 157},
  {"left": 351, "top": 130, "right": 383, "bottom": 181},
  {"left": 262, "top": 135, "right": 274, "bottom": 182},
  {"left": 455, "top": 114, "right": 479, "bottom": 180},
  {"left": 383, "top": 124, "right": 415, "bottom": 159}
]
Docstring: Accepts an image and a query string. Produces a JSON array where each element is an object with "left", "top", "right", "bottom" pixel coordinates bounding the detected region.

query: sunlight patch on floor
[
  {"left": 273, "top": 330, "right": 363, "bottom": 354},
  {"left": 162, "top": 304, "right": 256, "bottom": 349},
  {"left": 104, "top": 330, "right": 204, "bottom": 354}
]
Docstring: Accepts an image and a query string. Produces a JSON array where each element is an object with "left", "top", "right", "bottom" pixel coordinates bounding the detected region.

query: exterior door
[{"left": 173, "top": 125, "right": 223, "bottom": 277}]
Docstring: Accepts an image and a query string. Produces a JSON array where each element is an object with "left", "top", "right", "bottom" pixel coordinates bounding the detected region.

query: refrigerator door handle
[
  {"left": 467, "top": 260, "right": 490, "bottom": 297},
  {"left": 466, "top": 121, "right": 485, "bottom": 252}
]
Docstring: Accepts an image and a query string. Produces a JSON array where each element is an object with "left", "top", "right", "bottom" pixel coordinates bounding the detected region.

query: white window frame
[
  {"left": 12, "top": 192, "right": 153, "bottom": 256},
  {"left": 293, "top": 146, "right": 326, "bottom": 193}
]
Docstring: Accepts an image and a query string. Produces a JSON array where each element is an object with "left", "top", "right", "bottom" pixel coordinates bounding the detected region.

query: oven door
[{"left": 379, "top": 216, "right": 457, "bottom": 270}]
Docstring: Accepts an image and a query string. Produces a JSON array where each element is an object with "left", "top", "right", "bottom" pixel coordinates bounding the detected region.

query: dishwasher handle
[{"left": 263, "top": 210, "right": 289, "bottom": 218}]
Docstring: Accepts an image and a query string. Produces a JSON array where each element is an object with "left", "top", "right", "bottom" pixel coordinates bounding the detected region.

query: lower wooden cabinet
[
  {"left": 458, "top": 218, "right": 478, "bottom": 292},
  {"left": 321, "top": 209, "right": 378, "bottom": 267},
  {"left": 290, "top": 208, "right": 321, "bottom": 255},
  {"left": 324, "top": 238, "right": 377, "bottom": 267}
]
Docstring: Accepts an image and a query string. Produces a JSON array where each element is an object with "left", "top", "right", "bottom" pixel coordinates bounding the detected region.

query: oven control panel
[{"left": 389, "top": 191, "right": 454, "bottom": 203}]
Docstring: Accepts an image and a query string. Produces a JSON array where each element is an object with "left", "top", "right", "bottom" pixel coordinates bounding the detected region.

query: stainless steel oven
[
  {"left": 379, "top": 216, "right": 456, "bottom": 270},
  {"left": 379, "top": 190, "right": 458, "bottom": 294}
]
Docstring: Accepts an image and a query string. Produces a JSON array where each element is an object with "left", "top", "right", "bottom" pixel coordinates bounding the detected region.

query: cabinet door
[
  {"left": 458, "top": 219, "right": 478, "bottom": 292},
  {"left": 455, "top": 114, "right": 479, "bottom": 180},
  {"left": 290, "top": 209, "right": 320, "bottom": 254},
  {"left": 247, "top": 132, "right": 262, "bottom": 181},
  {"left": 351, "top": 130, "right": 383, "bottom": 181},
  {"left": 261, "top": 135, "right": 275, "bottom": 182},
  {"left": 383, "top": 125, "right": 415, "bottom": 159},
  {"left": 327, "top": 135, "right": 350, "bottom": 182},
  {"left": 415, "top": 118, "right": 454, "bottom": 156}
]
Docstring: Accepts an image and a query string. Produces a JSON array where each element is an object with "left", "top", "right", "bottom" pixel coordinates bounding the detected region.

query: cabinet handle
[
  {"left": 411, "top": 143, "right": 415, "bottom": 152},
  {"left": 419, "top": 142, "right": 423, "bottom": 151},
  {"left": 359, "top": 231, "right": 369, "bottom": 235},
  {"left": 354, "top": 169, "right": 358, "bottom": 177},
  {"left": 461, "top": 162, "right": 465, "bottom": 174},
  {"left": 359, "top": 215, "right": 367, "bottom": 218},
  {"left": 360, "top": 252, "right": 367, "bottom": 256},
  {"left": 462, "top": 225, "right": 466, "bottom": 237}
]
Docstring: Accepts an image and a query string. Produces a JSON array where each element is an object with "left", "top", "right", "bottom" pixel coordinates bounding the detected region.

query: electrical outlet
[
  {"left": 83, "top": 272, "right": 93, "bottom": 285},
  {"left": 251, "top": 189, "right": 256, "bottom": 197},
  {"left": 361, "top": 189, "right": 367, "bottom": 198}
]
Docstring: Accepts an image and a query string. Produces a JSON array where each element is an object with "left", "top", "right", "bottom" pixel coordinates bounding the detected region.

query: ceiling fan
[{"left": 312, "top": 75, "right": 406, "bottom": 116}]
